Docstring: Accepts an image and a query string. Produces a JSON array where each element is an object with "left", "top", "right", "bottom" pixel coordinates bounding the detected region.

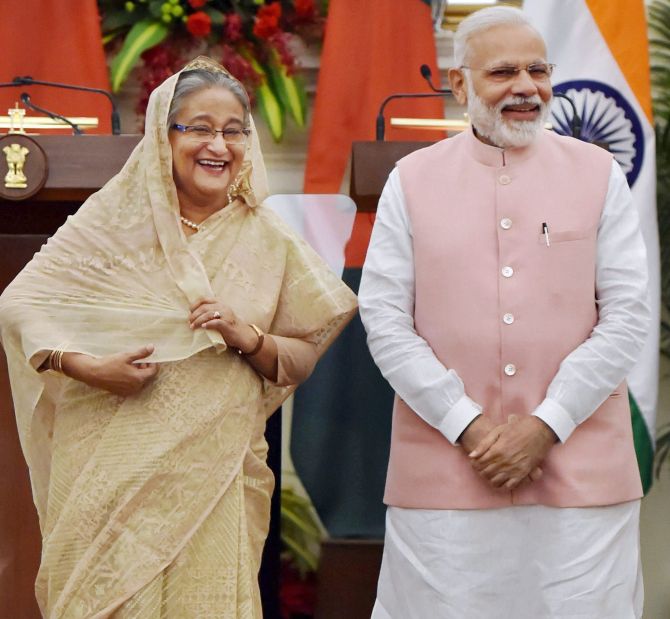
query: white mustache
[{"left": 496, "top": 95, "right": 545, "bottom": 112}]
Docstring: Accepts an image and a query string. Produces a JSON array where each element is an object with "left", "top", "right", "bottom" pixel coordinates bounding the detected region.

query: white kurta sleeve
[
  {"left": 359, "top": 168, "right": 482, "bottom": 444},
  {"left": 533, "top": 160, "right": 651, "bottom": 442}
]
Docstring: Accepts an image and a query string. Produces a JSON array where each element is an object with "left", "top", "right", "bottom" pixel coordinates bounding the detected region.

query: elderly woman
[{"left": 0, "top": 57, "right": 356, "bottom": 618}]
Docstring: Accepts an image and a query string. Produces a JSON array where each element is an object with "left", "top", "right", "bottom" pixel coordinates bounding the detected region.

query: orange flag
[
  {"left": 304, "top": 0, "right": 444, "bottom": 266},
  {"left": 0, "top": 1, "right": 112, "bottom": 134}
]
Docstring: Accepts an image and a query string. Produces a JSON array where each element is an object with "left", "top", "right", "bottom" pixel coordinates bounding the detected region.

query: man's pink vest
[{"left": 386, "top": 129, "right": 643, "bottom": 509}]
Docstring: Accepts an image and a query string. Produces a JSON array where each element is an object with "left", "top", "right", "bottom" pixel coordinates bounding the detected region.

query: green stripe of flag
[{"left": 629, "top": 391, "right": 654, "bottom": 494}]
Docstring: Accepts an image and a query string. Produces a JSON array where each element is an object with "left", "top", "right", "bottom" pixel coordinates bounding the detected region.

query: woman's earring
[
  {"left": 227, "top": 161, "right": 257, "bottom": 207},
  {"left": 227, "top": 179, "right": 239, "bottom": 206}
]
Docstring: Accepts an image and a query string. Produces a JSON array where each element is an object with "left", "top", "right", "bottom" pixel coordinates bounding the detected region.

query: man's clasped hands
[{"left": 459, "top": 415, "right": 558, "bottom": 490}]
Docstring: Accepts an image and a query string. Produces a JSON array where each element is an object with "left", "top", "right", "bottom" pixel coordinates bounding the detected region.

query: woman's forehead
[{"left": 177, "top": 86, "right": 245, "bottom": 121}]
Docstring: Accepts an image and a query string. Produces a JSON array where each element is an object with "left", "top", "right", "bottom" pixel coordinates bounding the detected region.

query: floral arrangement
[{"left": 98, "top": 0, "right": 326, "bottom": 140}]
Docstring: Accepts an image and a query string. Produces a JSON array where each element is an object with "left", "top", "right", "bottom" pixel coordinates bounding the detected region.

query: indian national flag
[{"left": 524, "top": 0, "right": 661, "bottom": 491}]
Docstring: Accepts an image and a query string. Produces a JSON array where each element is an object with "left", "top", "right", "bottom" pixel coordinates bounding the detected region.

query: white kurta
[
  {"left": 360, "top": 160, "right": 648, "bottom": 618},
  {"left": 372, "top": 502, "right": 643, "bottom": 619}
]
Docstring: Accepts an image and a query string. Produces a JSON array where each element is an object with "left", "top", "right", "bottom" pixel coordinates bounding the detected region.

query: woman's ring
[{"left": 212, "top": 311, "right": 221, "bottom": 319}]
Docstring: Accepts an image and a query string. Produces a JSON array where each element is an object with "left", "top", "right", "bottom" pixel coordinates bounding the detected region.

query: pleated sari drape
[{"left": 0, "top": 57, "right": 357, "bottom": 618}]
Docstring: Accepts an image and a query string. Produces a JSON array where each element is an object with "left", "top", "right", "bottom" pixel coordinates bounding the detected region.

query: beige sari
[{"left": 0, "top": 58, "right": 356, "bottom": 618}]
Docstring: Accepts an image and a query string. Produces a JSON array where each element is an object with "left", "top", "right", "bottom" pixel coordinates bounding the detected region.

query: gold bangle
[
  {"left": 49, "top": 349, "right": 65, "bottom": 373},
  {"left": 240, "top": 324, "right": 264, "bottom": 357},
  {"left": 55, "top": 349, "right": 64, "bottom": 373}
]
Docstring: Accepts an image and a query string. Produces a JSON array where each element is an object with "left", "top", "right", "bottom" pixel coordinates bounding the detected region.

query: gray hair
[
  {"left": 453, "top": 6, "right": 541, "bottom": 67},
  {"left": 167, "top": 69, "right": 250, "bottom": 127}
]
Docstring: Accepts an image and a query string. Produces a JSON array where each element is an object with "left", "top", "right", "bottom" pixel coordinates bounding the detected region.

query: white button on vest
[
  {"left": 500, "top": 218, "right": 512, "bottom": 230},
  {"left": 504, "top": 363, "right": 517, "bottom": 376},
  {"left": 501, "top": 266, "right": 514, "bottom": 278},
  {"left": 503, "top": 313, "right": 515, "bottom": 324},
  {"left": 499, "top": 174, "right": 511, "bottom": 185}
]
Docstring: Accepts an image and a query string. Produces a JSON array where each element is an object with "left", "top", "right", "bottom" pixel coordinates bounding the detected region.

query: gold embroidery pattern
[{"left": 0, "top": 56, "right": 357, "bottom": 617}]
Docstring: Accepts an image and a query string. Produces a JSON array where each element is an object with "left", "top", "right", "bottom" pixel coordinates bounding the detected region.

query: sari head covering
[{"left": 0, "top": 57, "right": 356, "bottom": 617}]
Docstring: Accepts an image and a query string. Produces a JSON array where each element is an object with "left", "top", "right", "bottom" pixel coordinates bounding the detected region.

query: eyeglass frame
[
  {"left": 170, "top": 123, "right": 251, "bottom": 144},
  {"left": 459, "top": 63, "right": 556, "bottom": 82}
]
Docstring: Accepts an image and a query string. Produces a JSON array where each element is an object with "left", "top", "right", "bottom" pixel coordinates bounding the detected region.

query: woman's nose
[{"left": 206, "top": 132, "right": 230, "bottom": 154}]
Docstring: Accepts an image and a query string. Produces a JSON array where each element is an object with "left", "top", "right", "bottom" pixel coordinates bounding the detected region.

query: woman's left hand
[{"left": 189, "top": 298, "right": 258, "bottom": 353}]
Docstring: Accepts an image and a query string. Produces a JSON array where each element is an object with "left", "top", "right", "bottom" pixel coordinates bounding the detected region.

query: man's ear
[{"left": 448, "top": 68, "right": 468, "bottom": 106}]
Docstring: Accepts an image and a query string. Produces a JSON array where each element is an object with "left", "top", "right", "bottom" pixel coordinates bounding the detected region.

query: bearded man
[{"left": 359, "top": 6, "right": 650, "bottom": 618}]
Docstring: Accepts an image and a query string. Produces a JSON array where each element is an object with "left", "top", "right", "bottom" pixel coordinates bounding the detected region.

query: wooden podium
[
  {"left": 349, "top": 140, "right": 431, "bottom": 212},
  {"left": 0, "top": 135, "right": 281, "bottom": 618},
  {"left": 0, "top": 135, "right": 141, "bottom": 618}
]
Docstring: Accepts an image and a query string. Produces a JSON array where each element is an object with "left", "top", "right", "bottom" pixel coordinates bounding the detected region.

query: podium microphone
[
  {"left": 9, "top": 76, "right": 121, "bottom": 135},
  {"left": 20, "top": 92, "right": 83, "bottom": 135},
  {"left": 420, "top": 64, "right": 453, "bottom": 95},
  {"left": 376, "top": 65, "right": 454, "bottom": 141}
]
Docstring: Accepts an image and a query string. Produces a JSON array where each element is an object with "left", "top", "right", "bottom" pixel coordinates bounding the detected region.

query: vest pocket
[{"left": 537, "top": 229, "right": 591, "bottom": 244}]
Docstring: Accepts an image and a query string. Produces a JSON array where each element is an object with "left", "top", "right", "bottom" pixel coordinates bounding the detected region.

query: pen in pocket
[{"left": 542, "top": 222, "right": 550, "bottom": 247}]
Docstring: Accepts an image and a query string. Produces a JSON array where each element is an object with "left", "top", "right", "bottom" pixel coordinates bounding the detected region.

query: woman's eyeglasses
[{"left": 171, "top": 124, "right": 251, "bottom": 145}]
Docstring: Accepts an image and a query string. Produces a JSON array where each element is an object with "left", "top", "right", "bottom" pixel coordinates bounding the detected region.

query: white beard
[{"left": 466, "top": 79, "right": 550, "bottom": 148}]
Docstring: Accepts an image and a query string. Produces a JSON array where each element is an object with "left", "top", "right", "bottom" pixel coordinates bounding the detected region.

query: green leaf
[
  {"left": 102, "top": 32, "right": 120, "bottom": 45},
  {"left": 267, "top": 53, "right": 307, "bottom": 128},
  {"left": 246, "top": 56, "right": 285, "bottom": 141},
  {"left": 281, "top": 505, "right": 322, "bottom": 538},
  {"left": 256, "top": 84, "right": 285, "bottom": 141},
  {"left": 281, "top": 532, "right": 319, "bottom": 572},
  {"left": 204, "top": 7, "right": 226, "bottom": 25},
  {"left": 110, "top": 20, "right": 169, "bottom": 93},
  {"left": 148, "top": 0, "right": 164, "bottom": 18},
  {"left": 102, "top": 10, "right": 140, "bottom": 32}
]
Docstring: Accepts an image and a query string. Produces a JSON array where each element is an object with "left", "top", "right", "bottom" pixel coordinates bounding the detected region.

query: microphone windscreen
[{"left": 420, "top": 64, "right": 432, "bottom": 79}]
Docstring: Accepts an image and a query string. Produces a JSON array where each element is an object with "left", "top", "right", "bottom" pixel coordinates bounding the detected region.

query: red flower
[
  {"left": 186, "top": 11, "right": 212, "bottom": 37},
  {"left": 280, "top": 561, "right": 316, "bottom": 619},
  {"left": 137, "top": 44, "right": 182, "bottom": 124},
  {"left": 224, "top": 12, "right": 243, "bottom": 42},
  {"left": 260, "top": 2, "right": 282, "bottom": 19},
  {"left": 221, "top": 44, "right": 261, "bottom": 92},
  {"left": 188, "top": 0, "right": 207, "bottom": 7},
  {"left": 270, "top": 32, "right": 297, "bottom": 74},
  {"left": 294, "top": 0, "right": 315, "bottom": 19},
  {"left": 253, "top": 2, "right": 282, "bottom": 39}
]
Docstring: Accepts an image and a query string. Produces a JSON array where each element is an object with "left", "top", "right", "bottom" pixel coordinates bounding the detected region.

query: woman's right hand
[{"left": 60, "top": 345, "right": 159, "bottom": 396}]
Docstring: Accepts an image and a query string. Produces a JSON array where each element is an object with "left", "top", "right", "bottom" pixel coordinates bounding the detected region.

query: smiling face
[
  {"left": 448, "top": 23, "right": 552, "bottom": 148},
  {"left": 168, "top": 86, "right": 247, "bottom": 212}
]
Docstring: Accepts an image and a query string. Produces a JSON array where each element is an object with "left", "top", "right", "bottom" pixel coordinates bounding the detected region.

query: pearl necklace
[{"left": 180, "top": 215, "right": 200, "bottom": 232}]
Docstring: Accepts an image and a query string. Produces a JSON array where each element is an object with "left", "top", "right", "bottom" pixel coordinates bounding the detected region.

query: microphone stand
[
  {"left": 551, "top": 92, "right": 582, "bottom": 139},
  {"left": 420, "top": 64, "right": 453, "bottom": 95},
  {"left": 376, "top": 93, "right": 453, "bottom": 141},
  {"left": 20, "top": 92, "right": 83, "bottom": 135},
  {"left": 0, "top": 76, "right": 121, "bottom": 135},
  {"left": 376, "top": 65, "right": 453, "bottom": 141}
]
